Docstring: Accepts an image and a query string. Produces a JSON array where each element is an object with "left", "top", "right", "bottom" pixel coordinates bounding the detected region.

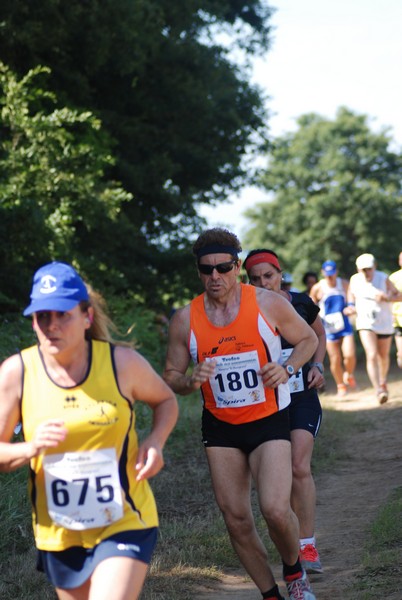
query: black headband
[{"left": 195, "top": 244, "right": 239, "bottom": 259}]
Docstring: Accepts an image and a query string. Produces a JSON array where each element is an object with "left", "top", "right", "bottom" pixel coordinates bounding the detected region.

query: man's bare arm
[
  {"left": 163, "top": 306, "right": 217, "bottom": 395},
  {"left": 163, "top": 307, "right": 193, "bottom": 394}
]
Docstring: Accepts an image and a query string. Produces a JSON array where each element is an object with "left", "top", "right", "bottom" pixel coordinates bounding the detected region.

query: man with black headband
[{"left": 164, "top": 228, "right": 318, "bottom": 600}]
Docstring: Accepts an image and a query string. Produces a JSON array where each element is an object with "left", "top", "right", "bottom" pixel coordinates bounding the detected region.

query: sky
[{"left": 199, "top": 0, "right": 402, "bottom": 237}]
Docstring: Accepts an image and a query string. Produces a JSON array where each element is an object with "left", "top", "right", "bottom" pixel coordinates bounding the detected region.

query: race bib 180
[{"left": 206, "top": 350, "right": 266, "bottom": 409}]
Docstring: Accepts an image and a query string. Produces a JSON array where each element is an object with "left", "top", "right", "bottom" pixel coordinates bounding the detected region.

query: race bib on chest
[
  {"left": 206, "top": 350, "right": 265, "bottom": 409},
  {"left": 281, "top": 348, "right": 304, "bottom": 393},
  {"left": 362, "top": 302, "right": 380, "bottom": 323},
  {"left": 323, "top": 311, "right": 344, "bottom": 334},
  {"left": 43, "top": 448, "right": 123, "bottom": 530}
]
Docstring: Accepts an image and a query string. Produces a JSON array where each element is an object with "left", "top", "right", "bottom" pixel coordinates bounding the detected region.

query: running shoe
[
  {"left": 336, "top": 383, "right": 347, "bottom": 397},
  {"left": 284, "top": 569, "right": 316, "bottom": 600},
  {"left": 343, "top": 372, "right": 358, "bottom": 390},
  {"left": 377, "top": 383, "right": 388, "bottom": 405},
  {"left": 300, "top": 543, "right": 323, "bottom": 574}
]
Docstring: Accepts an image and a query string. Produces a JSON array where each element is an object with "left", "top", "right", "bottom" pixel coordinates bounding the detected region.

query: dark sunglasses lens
[
  {"left": 198, "top": 264, "right": 214, "bottom": 275},
  {"left": 198, "top": 261, "right": 235, "bottom": 275},
  {"left": 216, "top": 262, "right": 235, "bottom": 273}
]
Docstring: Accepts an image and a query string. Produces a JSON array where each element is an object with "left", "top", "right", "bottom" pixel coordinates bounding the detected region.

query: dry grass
[
  {"left": 1, "top": 353, "right": 401, "bottom": 598},
  {"left": 347, "top": 487, "right": 402, "bottom": 599}
]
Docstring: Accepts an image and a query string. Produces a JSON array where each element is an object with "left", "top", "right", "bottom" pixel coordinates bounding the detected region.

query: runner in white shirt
[{"left": 346, "top": 253, "right": 401, "bottom": 404}]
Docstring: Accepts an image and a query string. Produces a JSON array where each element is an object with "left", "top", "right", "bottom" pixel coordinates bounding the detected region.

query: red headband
[{"left": 245, "top": 252, "right": 281, "bottom": 272}]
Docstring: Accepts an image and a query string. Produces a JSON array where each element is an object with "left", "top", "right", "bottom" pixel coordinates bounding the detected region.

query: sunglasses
[{"left": 198, "top": 260, "right": 238, "bottom": 275}]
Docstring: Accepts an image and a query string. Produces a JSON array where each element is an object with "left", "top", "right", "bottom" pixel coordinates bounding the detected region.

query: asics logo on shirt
[{"left": 218, "top": 336, "right": 236, "bottom": 343}]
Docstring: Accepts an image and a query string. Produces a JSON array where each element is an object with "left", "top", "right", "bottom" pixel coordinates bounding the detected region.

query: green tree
[
  {"left": 0, "top": 63, "right": 132, "bottom": 310},
  {"left": 244, "top": 107, "right": 402, "bottom": 281},
  {"left": 0, "top": 0, "right": 272, "bottom": 253}
]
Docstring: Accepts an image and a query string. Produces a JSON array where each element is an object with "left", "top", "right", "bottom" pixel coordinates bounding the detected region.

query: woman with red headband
[{"left": 244, "top": 249, "right": 326, "bottom": 576}]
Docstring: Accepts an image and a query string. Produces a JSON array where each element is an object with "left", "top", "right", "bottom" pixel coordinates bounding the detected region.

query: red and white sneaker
[
  {"left": 337, "top": 383, "right": 348, "bottom": 398},
  {"left": 300, "top": 543, "right": 323, "bottom": 574},
  {"left": 343, "top": 372, "right": 358, "bottom": 390},
  {"left": 285, "top": 569, "right": 316, "bottom": 600}
]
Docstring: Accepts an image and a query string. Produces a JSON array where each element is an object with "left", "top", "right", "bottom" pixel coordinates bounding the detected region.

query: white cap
[{"left": 356, "top": 253, "right": 375, "bottom": 270}]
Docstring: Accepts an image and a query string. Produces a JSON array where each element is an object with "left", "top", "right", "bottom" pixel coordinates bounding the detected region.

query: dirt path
[{"left": 196, "top": 369, "right": 402, "bottom": 600}]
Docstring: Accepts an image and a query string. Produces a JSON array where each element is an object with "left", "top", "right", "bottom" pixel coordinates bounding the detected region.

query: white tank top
[{"left": 350, "top": 270, "right": 393, "bottom": 334}]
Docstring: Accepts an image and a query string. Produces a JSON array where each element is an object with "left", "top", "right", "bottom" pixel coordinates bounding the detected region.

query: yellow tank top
[
  {"left": 189, "top": 284, "right": 290, "bottom": 424},
  {"left": 21, "top": 340, "right": 158, "bottom": 551},
  {"left": 390, "top": 269, "right": 402, "bottom": 327}
]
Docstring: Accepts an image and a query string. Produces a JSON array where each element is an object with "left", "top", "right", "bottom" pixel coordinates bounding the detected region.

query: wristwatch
[
  {"left": 284, "top": 364, "right": 295, "bottom": 378},
  {"left": 310, "top": 362, "right": 324, "bottom": 374}
]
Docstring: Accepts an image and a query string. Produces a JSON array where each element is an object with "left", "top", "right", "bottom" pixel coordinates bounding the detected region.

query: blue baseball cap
[
  {"left": 282, "top": 272, "right": 293, "bottom": 284},
  {"left": 321, "top": 260, "right": 337, "bottom": 276},
  {"left": 23, "top": 262, "right": 89, "bottom": 316}
]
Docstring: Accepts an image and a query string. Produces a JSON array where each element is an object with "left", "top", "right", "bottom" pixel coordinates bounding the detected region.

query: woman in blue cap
[
  {"left": 310, "top": 260, "right": 357, "bottom": 397},
  {"left": 0, "top": 262, "right": 178, "bottom": 600}
]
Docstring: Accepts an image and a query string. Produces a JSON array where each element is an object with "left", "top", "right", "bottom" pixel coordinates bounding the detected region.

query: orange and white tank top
[{"left": 189, "top": 284, "right": 290, "bottom": 424}]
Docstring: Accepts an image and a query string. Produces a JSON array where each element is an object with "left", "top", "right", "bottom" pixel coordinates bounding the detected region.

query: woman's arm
[
  {"left": 256, "top": 290, "right": 318, "bottom": 388},
  {"left": 307, "top": 315, "right": 326, "bottom": 389},
  {"left": 0, "top": 355, "right": 67, "bottom": 471},
  {"left": 115, "top": 346, "right": 179, "bottom": 481}
]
